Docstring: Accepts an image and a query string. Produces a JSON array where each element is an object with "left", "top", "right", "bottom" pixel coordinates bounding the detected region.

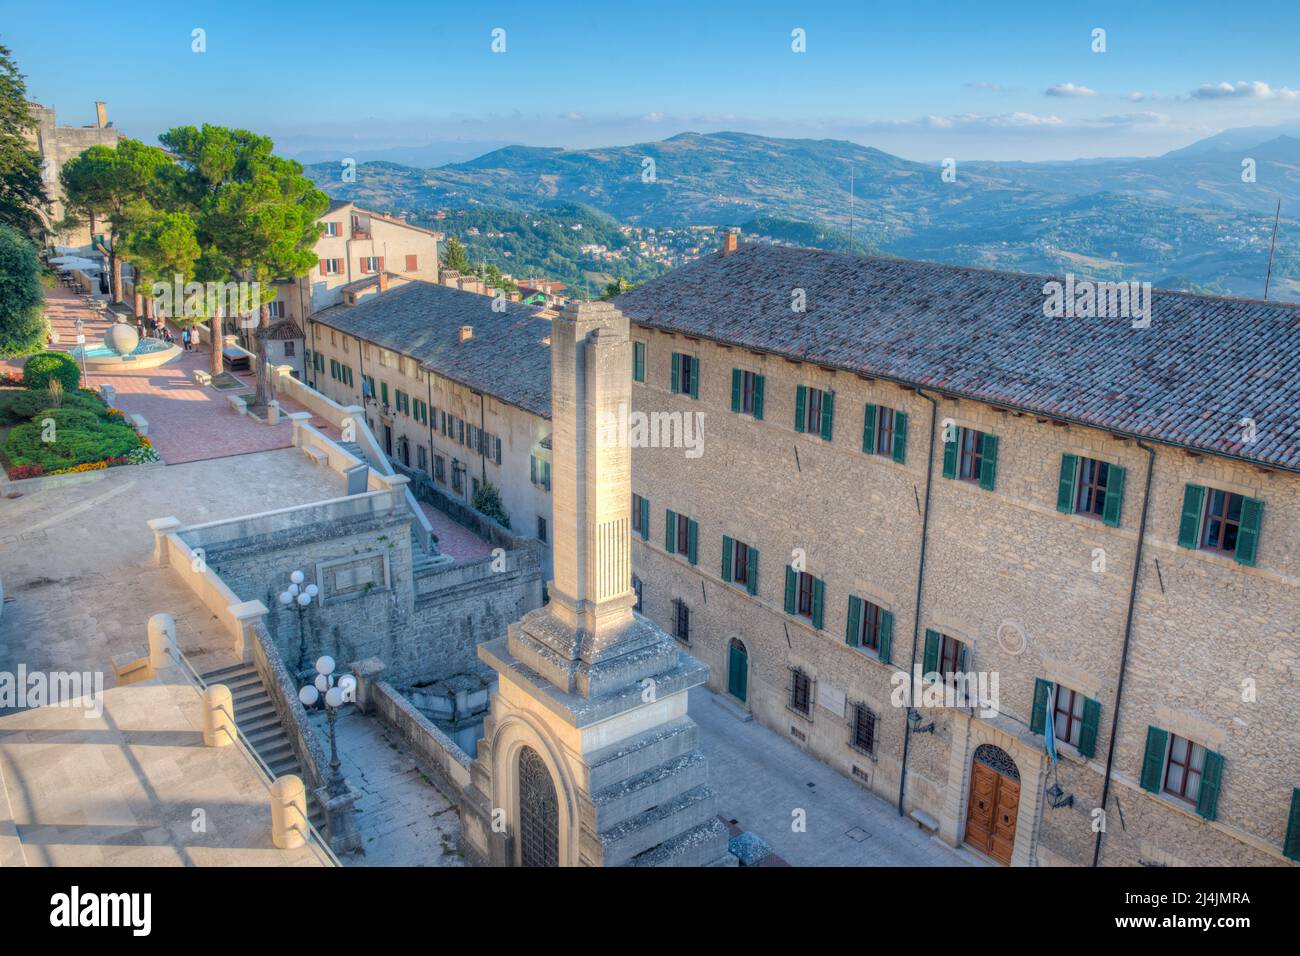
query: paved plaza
[{"left": 692, "top": 687, "right": 973, "bottom": 866}]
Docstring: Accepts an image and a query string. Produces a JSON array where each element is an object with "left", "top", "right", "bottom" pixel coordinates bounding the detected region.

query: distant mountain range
[{"left": 305, "top": 128, "right": 1300, "bottom": 299}]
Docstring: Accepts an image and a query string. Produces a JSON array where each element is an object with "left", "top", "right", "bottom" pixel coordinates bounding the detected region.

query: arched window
[
  {"left": 517, "top": 746, "right": 559, "bottom": 867},
  {"left": 973, "top": 743, "right": 1020, "bottom": 781}
]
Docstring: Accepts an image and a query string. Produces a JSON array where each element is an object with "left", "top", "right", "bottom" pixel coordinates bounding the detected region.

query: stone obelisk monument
[{"left": 462, "top": 299, "right": 730, "bottom": 867}]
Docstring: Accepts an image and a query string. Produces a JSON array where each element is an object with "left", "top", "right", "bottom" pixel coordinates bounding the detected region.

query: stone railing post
[
  {"left": 146, "top": 516, "right": 182, "bottom": 567},
  {"left": 271, "top": 775, "right": 308, "bottom": 849},
  {"left": 348, "top": 658, "right": 386, "bottom": 715},
  {"left": 147, "top": 612, "right": 175, "bottom": 670},
  {"left": 228, "top": 599, "right": 268, "bottom": 662},
  {"left": 287, "top": 410, "right": 312, "bottom": 447},
  {"left": 202, "top": 685, "right": 236, "bottom": 747}
]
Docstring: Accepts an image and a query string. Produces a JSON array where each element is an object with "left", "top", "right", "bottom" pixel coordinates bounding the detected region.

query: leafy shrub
[
  {"left": 4, "top": 405, "right": 141, "bottom": 471},
  {"left": 23, "top": 352, "right": 81, "bottom": 393},
  {"left": 1, "top": 387, "right": 105, "bottom": 424},
  {"left": 472, "top": 480, "right": 511, "bottom": 529}
]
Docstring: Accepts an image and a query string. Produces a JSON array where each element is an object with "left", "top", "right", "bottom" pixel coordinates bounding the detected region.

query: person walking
[{"left": 181, "top": 328, "right": 191, "bottom": 351}]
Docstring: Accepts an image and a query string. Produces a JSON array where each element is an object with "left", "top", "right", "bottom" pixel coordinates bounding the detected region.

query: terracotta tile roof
[
  {"left": 614, "top": 244, "right": 1300, "bottom": 472},
  {"left": 311, "top": 280, "right": 553, "bottom": 417},
  {"left": 266, "top": 319, "right": 304, "bottom": 340}
]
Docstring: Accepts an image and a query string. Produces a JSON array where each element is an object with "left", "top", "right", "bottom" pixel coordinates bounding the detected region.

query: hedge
[
  {"left": 4, "top": 405, "right": 141, "bottom": 471},
  {"left": 23, "top": 352, "right": 81, "bottom": 393}
]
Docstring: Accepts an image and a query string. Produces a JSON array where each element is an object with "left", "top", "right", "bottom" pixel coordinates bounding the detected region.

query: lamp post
[
  {"left": 277, "top": 569, "right": 318, "bottom": 673},
  {"left": 297, "top": 656, "right": 356, "bottom": 797}
]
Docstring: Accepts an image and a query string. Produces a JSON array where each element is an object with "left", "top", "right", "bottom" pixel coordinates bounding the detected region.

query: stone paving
[
  {"left": 691, "top": 686, "right": 973, "bottom": 866},
  {"left": 0, "top": 449, "right": 344, "bottom": 681},
  {"left": 307, "top": 707, "right": 464, "bottom": 866},
  {"left": 419, "top": 501, "right": 495, "bottom": 561}
]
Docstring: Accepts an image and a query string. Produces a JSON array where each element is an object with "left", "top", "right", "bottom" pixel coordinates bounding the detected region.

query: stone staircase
[
  {"left": 336, "top": 439, "right": 438, "bottom": 574},
  {"left": 200, "top": 662, "right": 325, "bottom": 834}
]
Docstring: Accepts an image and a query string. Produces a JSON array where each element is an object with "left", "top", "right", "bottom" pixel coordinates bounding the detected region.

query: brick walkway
[
  {"left": 691, "top": 686, "right": 973, "bottom": 866},
  {"left": 419, "top": 501, "right": 495, "bottom": 561},
  {"left": 3, "top": 288, "right": 339, "bottom": 465}
]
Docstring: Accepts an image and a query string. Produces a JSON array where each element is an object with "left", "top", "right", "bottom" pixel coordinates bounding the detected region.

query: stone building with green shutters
[{"left": 613, "top": 239, "right": 1300, "bottom": 867}]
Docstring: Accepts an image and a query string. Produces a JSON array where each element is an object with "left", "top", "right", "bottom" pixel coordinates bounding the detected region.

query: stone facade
[
  {"left": 306, "top": 318, "right": 554, "bottom": 573},
  {"left": 26, "top": 101, "right": 120, "bottom": 246},
  {"left": 626, "top": 324, "right": 1300, "bottom": 867}
]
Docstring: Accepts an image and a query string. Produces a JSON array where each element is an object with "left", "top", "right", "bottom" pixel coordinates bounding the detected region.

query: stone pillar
[
  {"left": 348, "top": 658, "right": 386, "bottom": 715},
  {"left": 267, "top": 399, "right": 281, "bottom": 425},
  {"left": 286, "top": 410, "right": 312, "bottom": 447},
  {"left": 146, "top": 516, "right": 182, "bottom": 567},
  {"left": 147, "top": 613, "right": 175, "bottom": 671},
  {"left": 202, "top": 685, "right": 236, "bottom": 747},
  {"left": 228, "top": 599, "right": 268, "bottom": 661},
  {"left": 270, "top": 775, "right": 308, "bottom": 849}
]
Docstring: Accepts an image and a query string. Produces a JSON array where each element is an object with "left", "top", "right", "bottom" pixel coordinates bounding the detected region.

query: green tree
[
  {"left": 120, "top": 211, "right": 200, "bottom": 325},
  {"left": 0, "top": 223, "right": 45, "bottom": 354},
  {"left": 441, "top": 235, "right": 472, "bottom": 275},
  {"left": 472, "top": 480, "right": 511, "bottom": 529},
  {"left": 600, "top": 278, "right": 635, "bottom": 300},
  {"left": 0, "top": 45, "right": 48, "bottom": 239},
  {"left": 158, "top": 125, "right": 328, "bottom": 391},
  {"left": 60, "top": 139, "right": 171, "bottom": 306}
]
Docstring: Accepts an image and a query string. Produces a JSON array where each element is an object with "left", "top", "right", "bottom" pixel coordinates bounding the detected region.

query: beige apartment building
[
  {"left": 614, "top": 240, "right": 1300, "bottom": 868},
  {"left": 267, "top": 201, "right": 441, "bottom": 376},
  {"left": 305, "top": 279, "right": 555, "bottom": 568}
]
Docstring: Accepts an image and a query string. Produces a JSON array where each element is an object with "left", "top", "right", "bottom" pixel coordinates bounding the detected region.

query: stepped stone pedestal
[{"left": 461, "top": 300, "right": 731, "bottom": 867}]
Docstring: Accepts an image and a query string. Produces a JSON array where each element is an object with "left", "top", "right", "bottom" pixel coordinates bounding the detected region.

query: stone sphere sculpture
[{"left": 104, "top": 318, "right": 139, "bottom": 356}]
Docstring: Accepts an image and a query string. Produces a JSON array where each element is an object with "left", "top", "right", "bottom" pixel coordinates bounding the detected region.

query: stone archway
[
  {"left": 964, "top": 744, "right": 1021, "bottom": 865},
  {"left": 517, "top": 745, "right": 559, "bottom": 867}
]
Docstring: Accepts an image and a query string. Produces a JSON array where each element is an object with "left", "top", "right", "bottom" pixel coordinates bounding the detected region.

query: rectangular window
[
  {"left": 938, "top": 634, "right": 963, "bottom": 680},
  {"left": 452, "top": 462, "right": 464, "bottom": 493},
  {"left": 632, "top": 493, "right": 646, "bottom": 536},
  {"left": 1074, "top": 458, "right": 1110, "bottom": 517},
  {"left": 632, "top": 341, "right": 646, "bottom": 383},
  {"left": 322, "top": 221, "right": 339, "bottom": 238},
  {"left": 675, "top": 513, "right": 691, "bottom": 556},
  {"left": 673, "top": 598, "right": 690, "bottom": 643},
  {"left": 857, "top": 599, "right": 883, "bottom": 652},
  {"left": 923, "top": 630, "right": 966, "bottom": 686},
  {"left": 795, "top": 385, "right": 833, "bottom": 440},
  {"left": 283, "top": 340, "right": 295, "bottom": 356},
  {"left": 1163, "top": 734, "right": 1206, "bottom": 806},
  {"left": 434, "top": 455, "right": 446, "bottom": 484},
  {"left": 731, "top": 539, "right": 752, "bottom": 588},
  {"left": 405, "top": 254, "right": 419, "bottom": 271},
  {"left": 851, "top": 704, "right": 877, "bottom": 756},
  {"left": 266, "top": 300, "right": 285, "bottom": 319},
  {"left": 798, "top": 571, "right": 814, "bottom": 617},
  {"left": 536, "top": 515, "right": 547, "bottom": 543},
  {"left": 1053, "top": 683, "right": 1086, "bottom": 748},
  {"left": 417, "top": 445, "right": 427, "bottom": 472},
  {"left": 632, "top": 575, "right": 643, "bottom": 613},
  {"left": 804, "top": 386, "right": 822, "bottom": 434},
  {"left": 320, "top": 258, "right": 343, "bottom": 275},
  {"left": 789, "top": 668, "right": 812, "bottom": 717},
  {"left": 959, "top": 428, "right": 985, "bottom": 481},
  {"left": 874, "top": 407, "right": 895, "bottom": 456},
  {"left": 1201, "top": 488, "right": 1245, "bottom": 555},
  {"left": 729, "top": 369, "right": 764, "bottom": 418},
  {"left": 671, "top": 353, "right": 699, "bottom": 397}
]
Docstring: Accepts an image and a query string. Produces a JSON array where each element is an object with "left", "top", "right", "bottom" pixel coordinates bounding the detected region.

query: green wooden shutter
[
  {"left": 862, "top": 403, "right": 877, "bottom": 454},
  {"left": 530, "top": 455, "right": 537, "bottom": 485},
  {"left": 664, "top": 509, "right": 676, "bottom": 553},
  {"left": 956, "top": 642, "right": 967, "bottom": 673},
  {"left": 942, "top": 430, "right": 959, "bottom": 479},
  {"left": 979, "top": 433, "right": 999, "bottom": 491},
  {"left": 639, "top": 496, "right": 649, "bottom": 541},
  {"left": 752, "top": 374, "right": 764, "bottom": 420},
  {"left": 783, "top": 565, "right": 797, "bottom": 614},
  {"left": 820, "top": 390, "right": 834, "bottom": 441},
  {"left": 794, "top": 385, "right": 806, "bottom": 432},
  {"left": 721, "top": 535, "right": 733, "bottom": 581},
  {"left": 845, "top": 595, "right": 862, "bottom": 646},
  {"left": 878, "top": 611, "right": 893, "bottom": 664},
  {"left": 1234, "top": 497, "right": 1263, "bottom": 566},
  {"left": 1140, "top": 726, "right": 1168, "bottom": 792},
  {"left": 1196, "top": 750, "right": 1224, "bottom": 821},
  {"left": 811, "top": 576, "right": 825, "bottom": 629},
  {"left": 1078, "top": 697, "right": 1101, "bottom": 759},
  {"left": 689, "top": 358, "right": 699, "bottom": 399},
  {"left": 922, "top": 629, "right": 940, "bottom": 675},
  {"left": 687, "top": 519, "right": 698, "bottom": 565},
  {"left": 1056, "top": 454, "right": 1079, "bottom": 513},
  {"left": 892, "top": 410, "right": 908, "bottom": 464},
  {"left": 745, "top": 549, "right": 758, "bottom": 595},
  {"left": 633, "top": 341, "right": 645, "bottom": 382},
  {"left": 1030, "top": 678, "right": 1051, "bottom": 735},
  {"left": 671, "top": 352, "right": 680, "bottom": 393},
  {"left": 730, "top": 369, "right": 741, "bottom": 413},
  {"left": 1177, "top": 484, "right": 1206, "bottom": 549},
  {"left": 381, "top": 382, "right": 388, "bottom": 405},
  {"left": 1284, "top": 789, "right": 1300, "bottom": 862},
  {"left": 1102, "top": 464, "right": 1126, "bottom": 527}
]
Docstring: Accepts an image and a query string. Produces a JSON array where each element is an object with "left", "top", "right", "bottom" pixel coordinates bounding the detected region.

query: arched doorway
[
  {"left": 964, "top": 744, "right": 1020, "bottom": 865},
  {"left": 517, "top": 746, "right": 559, "bottom": 867},
  {"left": 727, "top": 639, "right": 748, "bottom": 703}
]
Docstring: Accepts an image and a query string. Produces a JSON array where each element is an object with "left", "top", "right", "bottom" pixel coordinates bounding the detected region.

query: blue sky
[{"left": 6, "top": 0, "right": 1300, "bottom": 163}]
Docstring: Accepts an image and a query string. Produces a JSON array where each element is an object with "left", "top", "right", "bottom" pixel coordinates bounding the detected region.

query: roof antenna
[{"left": 1264, "top": 199, "right": 1281, "bottom": 300}]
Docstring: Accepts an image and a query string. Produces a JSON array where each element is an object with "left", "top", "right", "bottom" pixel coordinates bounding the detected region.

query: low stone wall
[
  {"left": 369, "top": 678, "right": 473, "bottom": 796},
  {"left": 396, "top": 461, "right": 528, "bottom": 554},
  {"left": 178, "top": 487, "right": 407, "bottom": 552}
]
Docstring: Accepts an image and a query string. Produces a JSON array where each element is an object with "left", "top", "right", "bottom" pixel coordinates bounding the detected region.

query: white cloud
[
  {"left": 1045, "top": 83, "right": 1098, "bottom": 98},
  {"left": 1191, "top": 81, "right": 1300, "bottom": 101},
  {"left": 1092, "top": 112, "right": 1169, "bottom": 126},
  {"left": 918, "top": 112, "right": 1063, "bottom": 129},
  {"left": 965, "top": 81, "right": 1007, "bottom": 92}
]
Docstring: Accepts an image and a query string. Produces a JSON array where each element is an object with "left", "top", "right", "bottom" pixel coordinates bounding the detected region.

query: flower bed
[{"left": 1, "top": 385, "right": 160, "bottom": 479}]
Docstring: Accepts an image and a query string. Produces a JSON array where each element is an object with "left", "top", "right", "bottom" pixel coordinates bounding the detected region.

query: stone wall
[{"left": 627, "top": 323, "right": 1300, "bottom": 867}]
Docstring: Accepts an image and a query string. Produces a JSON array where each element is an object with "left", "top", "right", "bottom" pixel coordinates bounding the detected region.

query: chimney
[
  {"left": 94, "top": 101, "right": 108, "bottom": 129},
  {"left": 459, "top": 325, "right": 473, "bottom": 343},
  {"left": 377, "top": 272, "right": 389, "bottom": 292},
  {"left": 722, "top": 227, "right": 741, "bottom": 256}
]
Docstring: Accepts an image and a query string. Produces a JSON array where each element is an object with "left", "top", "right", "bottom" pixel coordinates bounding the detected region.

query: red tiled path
[{"left": 5, "top": 288, "right": 341, "bottom": 464}]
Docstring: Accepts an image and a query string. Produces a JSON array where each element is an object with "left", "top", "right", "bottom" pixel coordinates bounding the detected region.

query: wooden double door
[{"left": 964, "top": 747, "right": 1020, "bottom": 865}]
